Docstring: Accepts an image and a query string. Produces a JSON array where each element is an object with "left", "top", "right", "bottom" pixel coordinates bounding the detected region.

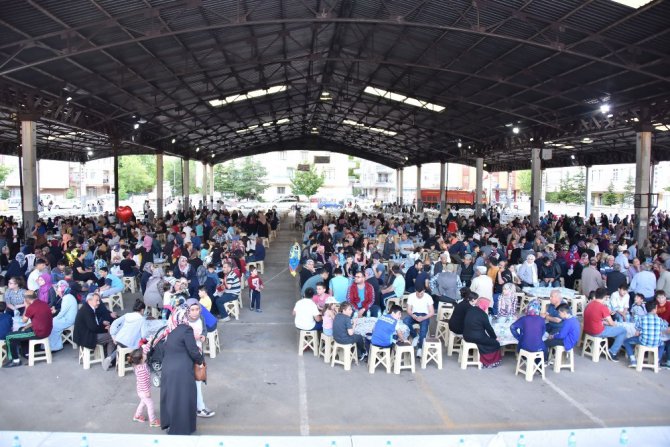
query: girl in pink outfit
[{"left": 130, "top": 346, "right": 160, "bottom": 427}]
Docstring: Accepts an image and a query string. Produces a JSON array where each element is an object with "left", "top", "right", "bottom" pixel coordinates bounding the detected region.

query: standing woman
[
  {"left": 160, "top": 305, "right": 205, "bottom": 435},
  {"left": 185, "top": 298, "right": 215, "bottom": 418}
]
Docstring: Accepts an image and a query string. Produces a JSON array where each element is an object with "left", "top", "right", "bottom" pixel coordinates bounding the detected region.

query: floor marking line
[
  {"left": 545, "top": 378, "right": 607, "bottom": 428},
  {"left": 263, "top": 267, "right": 289, "bottom": 284},
  {"left": 414, "top": 370, "right": 456, "bottom": 429},
  {"left": 297, "top": 354, "right": 310, "bottom": 435}
]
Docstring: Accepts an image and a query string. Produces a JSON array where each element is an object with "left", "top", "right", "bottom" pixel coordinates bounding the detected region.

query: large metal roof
[{"left": 0, "top": 0, "right": 669, "bottom": 171}]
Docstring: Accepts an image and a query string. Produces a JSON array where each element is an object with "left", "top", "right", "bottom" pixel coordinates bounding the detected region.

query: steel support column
[
  {"left": 416, "top": 164, "right": 422, "bottom": 212},
  {"left": 183, "top": 159, "right": 190, "bottom": 211},
  {"left": 530, "top": 148, "right": 542, "bottom": 225},
  {"left": 635, "top": 125, "right": 653, "bottom": 247},
  {"left": 20, "top": 119, "right": 38, "bottom": 232},
  {"left": 201, "top": 161, "right": 208, "bottom": 208},
  {"left": 475, "top": 157, "right": 484, "bottom": 217},
  {"left": 156, "top": 152, "right": 164, "bottom": 219},
  {"left": 439, "top": 162, "right": 446, "bottom": 214},
  {"left": 209, "top": 164, "right": 215, "bottom": 209},
  {"left": 113, "top": 144, "right": 119, "bottom": 212},
  {"left": 584, "top": 166, "right": 592, "bottom": 220}
]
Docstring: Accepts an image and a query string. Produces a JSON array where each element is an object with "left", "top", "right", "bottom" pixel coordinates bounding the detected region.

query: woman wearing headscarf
[
  {"left": 139, "top": 234, "right": 154, "bottom": 270},
  {"left": 185, "top": 298, "right": 215, "bottom": 418},
  {"left": 160, "top": 305, "right": 205, "bottom": 435},
  {"left": 37, "top": 272, "right": 54, "bottom": 305},
  {"left": 140, "top": 262, "right": 154, "bottom": 295},
  {"left": 47, "top": 280, "right": 78, "bottom": 351},
  {"left": 143, "top": 265, "right": 165, "bottom": 310},
  {"left": 497, "top": 282, "right": 517, "bottom": 320},
  {"left": 173, "top": 256, "right": 199, "bottom": 298},
  {"left": 463, "top": 297, "right": 502, "bottom": 368},
  {"left": 6, "top": 253, "right": 27, "bottom": 281},
  {"left": 510, "top": 299, "right": 547, "bottom": 357}
]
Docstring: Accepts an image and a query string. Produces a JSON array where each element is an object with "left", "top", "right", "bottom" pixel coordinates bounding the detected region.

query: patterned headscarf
[
  {"left": 501, "top": 282, "right": 516, "bottom": 298},
  {"left": 56, "top": 280, "right": 70, "bottom": 296},
  {"left": 15, "top": 252, "right": 25, "bottom": 267},
  {"left": 166, "top": 304, "right": 190, "bottom": 336},
  {"left": 526, "top": 299, "right": 541, "bottom": 316}
]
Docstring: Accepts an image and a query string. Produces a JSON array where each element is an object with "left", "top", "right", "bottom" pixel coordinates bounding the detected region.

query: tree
[
  {"left": 601, "top": 181, "right": 620, "bottom": 206},
  {"left": 213, "top": 158, "right": 268, "bottom": 199},
  {"left": 547, "top": 169, "right": 586, "bottom": 204},
  {"left": 0, "top": 165, "right": 12, "bottom": 184},
  {"left": 290, "top": 164, "right": 325, "bottom": 198},
  {"left": 516, "top": 170, "right": 531, "bottom": 195},
  {"left": 118, "top": 155, "right": 155, "bottom": 200},
  {"left": 623, "top": 175, "right": 635, "bottom": 205}
]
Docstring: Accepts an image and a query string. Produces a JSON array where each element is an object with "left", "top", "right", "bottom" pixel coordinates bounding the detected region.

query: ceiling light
[
  {"left": 87, "top": 150, "right": 93, "bottom": 156},
  {"left": 545, "top": 141, "right": 553, "bottom": 145},
  {"left": 404, "top": 156, "right": 409, "bottom": 161},
  {"left": 654, "top": 123, "right": 669, "bottom": 132},
  {"left": 600, "top": 104, "right": 610, "bottom": 114},
  {"left": 209, "top": 85, "right": 287, "bottom": 107},
  {"left": 133, "top": 123, "right": 140, "bottom": 130},
  {"left": 563, "top": 145, "right": 575, "bottom": 149},
  {"left": 609, "top": 0, "right": 654, "bottom": 9},
  {"left": 571, "top": 155, "right": 576, "bottom": 160},
  {"left": 529, "top": 137, "right": 534, "bottom": 142},
  {"left": 196, "top": 147, "right": 200, "bottom": 152},
  {"left": 581, "top": 138, "right": 592, "bottom": 143},
  {"left": 276, "top": 118, "right": 290, "bottom": 125},
  {"left": 211, "top": 153, "right": 215, "bottom": 158},
  {"left": 512, "top": 127, "right": 520, "bottom": 134},
  {"left": 66, "top": 96, "right": 72, "bottom": 102},
  {"left": 458, "top": 141, "right": 462, "bottom": 148},
  {"left": 364, "top": 86, "right": 445, "bottom": 112},
  {"left": 137, "top": 118, "right": 147, "bottom": 124},
  {"left": 171, "top": 138, "right": 176, "bottom": 143}
]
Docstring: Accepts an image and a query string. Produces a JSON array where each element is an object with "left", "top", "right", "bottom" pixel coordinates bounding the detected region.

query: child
[
  {"left": 609, "top": 284, "right": 630, "bottom": 322},
  {"left": 130, "top": 347, "right": 160, "bottom": 427},
  {"left": 197, "top": 286, "right": 213, "bottom": 311},
  {"left": 247, "top": 265, "right": 264, "bottom": 312},
  {"left": 322, "top": 298, "right": 338, "bottom": 337},
  {"left": 630, "top": 293, "right": 648, "bottom": 324}
]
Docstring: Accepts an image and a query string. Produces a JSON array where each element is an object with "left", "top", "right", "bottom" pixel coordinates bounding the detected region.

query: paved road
[{"left": 2, "top": 226, "right": 670, "bottom": 436}]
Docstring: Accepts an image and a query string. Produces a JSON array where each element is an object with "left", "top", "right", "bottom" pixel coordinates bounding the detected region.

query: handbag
[{"left": 194, "top": 361, "right": 207, "bottom": 382}]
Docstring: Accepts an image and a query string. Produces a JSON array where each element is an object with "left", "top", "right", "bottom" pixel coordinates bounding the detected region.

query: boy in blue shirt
[
  {"left": 544, "top": 303, "right": 581, "bottom": 361},
  {"left": 0, "top": 302, "right": 12, "bottom": 340},
  {"left": 370, "top": 305, "right": 407, "bottom": 348}
]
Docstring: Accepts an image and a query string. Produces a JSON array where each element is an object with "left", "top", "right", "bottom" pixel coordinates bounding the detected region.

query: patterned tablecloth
[
  {"left": 523, "top": 286, "right": 576, "bottom": 299},
  {"left": 489, "top": 316, "right": 549, "bottom": 346}
]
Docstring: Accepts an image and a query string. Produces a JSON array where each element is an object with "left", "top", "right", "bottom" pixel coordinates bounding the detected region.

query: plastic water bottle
[
  {"left": 568, "top": 432, "right": 576, "bottom": 447},
  {"left": 458, "top": 439, "right": 465, "bottom": 447},
  {"left": 80, "top": 435, "right": 89, "bottom": 447},
  {"left": 366, "top": 310, "right": 371, "bottom": 317},
  {"left": 331, "top": 442, "right": 337, "bottom": 447},
  {"left": 619, "top": 429, "right": 628, "bottom": 445},
  {"left": 11, "top": 435, "right": 21, "bottom": 447},
  {"left": 517, "top": 434, "right": 526, "bottom": 447}
]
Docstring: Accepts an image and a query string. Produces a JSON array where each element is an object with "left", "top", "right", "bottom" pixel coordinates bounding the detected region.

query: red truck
[{"left": 420, "top": 189, "right": 486, "bottom": 206}]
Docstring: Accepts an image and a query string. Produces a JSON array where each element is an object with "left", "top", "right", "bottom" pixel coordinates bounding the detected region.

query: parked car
[
  {"left": 7, "top": 197, "right": 21, "bottom": 210},
  {"left": 53, "top": 199, "right": 81, "bottom": 210}
]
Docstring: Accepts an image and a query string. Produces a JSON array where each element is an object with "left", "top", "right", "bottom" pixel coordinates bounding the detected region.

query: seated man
[
  {"left": 609, "top": 284, "right": 630, "bottom": 323},
  {"left": 544, "top": 303, "right": 581, "bottom": 361},
  {"left": 332, "top": 302, "right": 366, "bottom": 361},
  {"left": 398, "top": 233, "right": 414, "bottom": 258},
  {"left": 583, "top": 287, "right": 627, "bottom": 361},
  {"left": 3, "top": 290, "right": 53, "bottom": 368},
  {"left": 404, "top": 259, "right": 422, "bottom": 294},
  {"left": 541, "top": 289, "right": 566, "bottom": 335},
  {"left": 301, "top": 268, "right": 329, "bottom": 298},
  {"left": 292, "top": 288, "right": 322, "bottom": 331},
  {"left": 346, "top": 271, "right": 376, "bottom": 318},
  {"left": 402, "top": 284, "right": 435, "bottom": 358},
  {"left": 380, "top": 265, "right": 405, "bottom": 307},
  {"left": 73, "top": 292, "right": 116, "bottom": 370},
  {"left": 98, "top": 267, "right": 125, "bottom": 298},
  {"left": 538, "top": 257, "right": 561, "bottom": 288},
  {"left": 328, "top": 268, "right": 349, "bottom": 303},
  {"left": 370, "top": 304, "right": 407, "bottom": 348},
  {"left": 623, "top": 300, "right": 669, "bottom": 368}
]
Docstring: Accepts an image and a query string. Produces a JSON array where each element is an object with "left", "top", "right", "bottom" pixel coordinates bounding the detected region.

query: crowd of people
[
  {"left": 292, "top": 207, "right": 670, "bottom": 370},
  {"left": 0, "top": 205, "right": 278, "bottom": 435}
]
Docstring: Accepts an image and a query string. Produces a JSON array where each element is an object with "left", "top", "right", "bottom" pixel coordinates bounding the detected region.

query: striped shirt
[
  {"left": 225, "top": 271, "right": 241, "bottom": 297},
  {"left": 134, "top": 363, "right": 151, "bottom": 393}
]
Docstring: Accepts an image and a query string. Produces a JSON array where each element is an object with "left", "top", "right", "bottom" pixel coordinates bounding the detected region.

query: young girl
[
  {"left": 130, "top": 347, "right": 160, "bottom": 427},
  {"left": 322, "top": 298, "right": 338, "bottom": 336},
  {"left": 630, "top": 293, "right": 647, "bottom": 324},
  {"left": 247, "top": 265, "right": 264, "bottom": 312}
]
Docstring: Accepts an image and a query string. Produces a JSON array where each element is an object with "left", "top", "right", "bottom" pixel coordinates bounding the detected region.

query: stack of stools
[
  {"left": 393, "top": 341, "right": 415, "bottom": 374},
  {"left": 515, "top": 349, "right": 545, "bottom": 382},
  {"left": 298, "top": 330, "right": 319, "bottom": 356},
  {"left": 368, "top": 345, "right": 392, "bottom": 374},
  {"left": 421, "top": 338, "right": 443, "bottom": 370}
]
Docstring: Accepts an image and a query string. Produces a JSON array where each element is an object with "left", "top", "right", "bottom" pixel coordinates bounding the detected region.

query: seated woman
[
  {"left": 497, "top": 283, "right": 517, "bottom": 321},
  {"left": 48, "top": 281, "right": 78, "bottom": 351},
  {"left": 4, "top": 276, "right": 27, "bottom": 315},
  {"left": 510, "top": 299, "right": 547, "bottom": 357},
  {"left": 463, "top": 297, "right": 502, "bottom": 368}
]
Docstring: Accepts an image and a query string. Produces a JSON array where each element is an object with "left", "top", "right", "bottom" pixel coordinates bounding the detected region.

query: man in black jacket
[{"left": 73, "top": 292, "right": 116, "bottom": 371}]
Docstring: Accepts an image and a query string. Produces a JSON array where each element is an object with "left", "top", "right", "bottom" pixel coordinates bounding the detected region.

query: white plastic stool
[
  {"left": 28, "top": 338, "right": 52, "bottom": 366},
  {"left": 515, "top": 349, "right": 545, "bottom": 381}
]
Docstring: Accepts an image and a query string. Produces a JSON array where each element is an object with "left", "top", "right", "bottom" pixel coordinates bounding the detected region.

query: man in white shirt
[
  {"left": 517, "top": 255, "right": 539, "bottom": 287},
  {"left": 470, "top": 265, "right": 494, "bottom": 311},
  {"left": 402, "top": 284, "right": 434, "bottom": 358},
  {"left": 292, "top": 287, "right": 322, "bottom": 331},
  {"left": 27, "top": 258, "right": 48, "bottom": 292}
]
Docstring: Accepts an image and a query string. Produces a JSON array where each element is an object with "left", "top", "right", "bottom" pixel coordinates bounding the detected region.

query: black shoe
[
  {"left": 609, "top": 352, "right": 620, "bottom": 362},
  {"left": 5, "top": 360, "right": 22, "bottom": 368}
]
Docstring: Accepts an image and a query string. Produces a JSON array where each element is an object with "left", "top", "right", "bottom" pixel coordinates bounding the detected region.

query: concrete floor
[{"left": 2, "top": 227, "right": 670, "bottom": 437}]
